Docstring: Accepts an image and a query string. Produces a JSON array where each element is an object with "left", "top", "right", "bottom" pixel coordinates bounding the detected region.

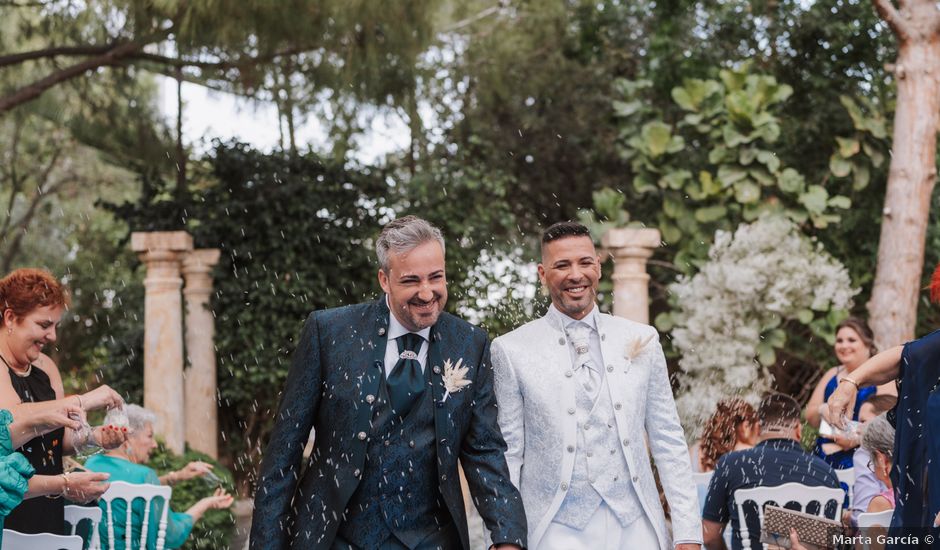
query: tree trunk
[{"left": 868, "top": 0, "right": 940, "bottom": 348}]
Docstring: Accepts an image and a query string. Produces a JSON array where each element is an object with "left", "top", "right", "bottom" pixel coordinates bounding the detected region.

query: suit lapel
[
  {"left": 356, "top": 299, "right": 390, "bottom": 438},
  {"left": 428, "top": 324, "right": 446, "bottom": 424}
]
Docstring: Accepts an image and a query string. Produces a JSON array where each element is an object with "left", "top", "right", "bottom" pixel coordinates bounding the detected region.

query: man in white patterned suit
[{"left": 492, "top": 221, "right": 702, "bottom": 550}]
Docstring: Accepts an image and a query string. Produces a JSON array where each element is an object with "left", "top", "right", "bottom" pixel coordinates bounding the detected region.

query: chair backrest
[
  {"left": 857, "top": 508, "right": 893, "bottom": 529},
  {"left": 2, "top": 529, "right": 84, "bottom": 550},
  {"left": 733, "top": 482, "right": 845, "bottom": 550},
  {"left": 64, "top": 504, "right": 102, "bottom": 550},
  {"left": 856, "top": 509, "right": 894, "bottom": 550},
  {"left": 835, "top": 467, "right": 855, "bottom": 507},
  {"left": 99, "top": 481, "right": 172, "bottom": 550}
]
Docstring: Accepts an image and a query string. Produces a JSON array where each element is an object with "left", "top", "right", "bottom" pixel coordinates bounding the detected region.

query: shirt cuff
[{"left": 674, "top": 539, "right": 703, "bottom": 546}]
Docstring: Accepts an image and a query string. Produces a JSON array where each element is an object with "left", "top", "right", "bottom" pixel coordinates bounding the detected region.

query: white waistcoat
[{"left": 554, "top": 372, "right": 643, "bottom": 529}]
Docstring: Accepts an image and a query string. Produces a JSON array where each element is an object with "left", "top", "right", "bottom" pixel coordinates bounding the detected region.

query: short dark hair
[
  {"left": 861, "top": 394, "right": 897, "bottom": 416},
  {"left": 757, "top": 393, "right": 801, "bottom": 431},
  {"left": 541, "top": 221, "right": 592, "bottom": 245}
]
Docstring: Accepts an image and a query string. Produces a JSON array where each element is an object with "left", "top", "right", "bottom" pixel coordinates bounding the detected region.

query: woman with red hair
[
  {"left": 697, "top": 398, "right": 759, "bottom": 472},
  {"left": 0, "top": 268, "right": 126, "bottom": 535},
  {"left": 827, "top": 262, "right": 940, "bottom": 542}
]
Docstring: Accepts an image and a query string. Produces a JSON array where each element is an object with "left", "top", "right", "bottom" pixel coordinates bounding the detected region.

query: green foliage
[
  {"left": 614, "top": 66, "right": 852, "bottom": 273},
  {"left": 828, "top": 96, "right": 889, "bottom": 191},
  {"left": 146, "top": 444, "right": 236, "bottom": 550},
  {"left": 107, "top": 141, "right": 389, "bottom": 489}
]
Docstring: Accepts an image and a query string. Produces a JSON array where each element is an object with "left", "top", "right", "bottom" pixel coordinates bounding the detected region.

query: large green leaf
[
  {"left": 694, "top": 205, "right": 728, "bottom": 223},
  {"left": 863, "top": 142, "right": 886, "bottom": 168},
  {"left": 836, "top": 136, "right": 860, "bottom": 158},
  {"left": 777, "top": 168, "right": 805, "bottom": 194},
  {"left": 852, "top": 162, "right": 871, "bottom": 190},
  {"left": 756, "top": 150, "right": 780, "bottom": 172},
  {"left": 717, "top": 164, "right": 748, "bottom": 186},
  {"left": 829, "top": 195, "right": 852, "bottom": 209},
  {"left": 799, "top": 185, "right": 829, "bottom": 214},
  {"left": 700, "top": 171, "right": 722, "bottom": 196},
  {"left": 829, "top": 154, "right": 852, "bottom": 178},
  {"left": 734, "top": 180, "right": 761, "bottom": 203},
  {"left": 661, "top": 169, "right": 692, "bottom": 190},
  {"left": 643, "top": 121, "right": 676, "bottom": 157}
]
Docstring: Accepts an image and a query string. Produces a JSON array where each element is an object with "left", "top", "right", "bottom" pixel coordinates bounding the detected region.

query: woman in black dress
[{"left": 0, "top": 268, "right": 126, "bottom": 534}]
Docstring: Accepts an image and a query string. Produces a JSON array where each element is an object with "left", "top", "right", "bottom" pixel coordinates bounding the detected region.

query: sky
[{"left": 158, "top": 77, "right": 410, "bottom": 164}]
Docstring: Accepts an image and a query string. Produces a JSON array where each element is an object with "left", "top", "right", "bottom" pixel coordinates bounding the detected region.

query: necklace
[{"left": 0, "top": 353, "right": 31, "bottom": 377}]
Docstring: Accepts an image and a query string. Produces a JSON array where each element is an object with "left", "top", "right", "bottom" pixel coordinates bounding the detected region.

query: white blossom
[{"left": 670, "top": 215, "right": 857, "bottom": 438}]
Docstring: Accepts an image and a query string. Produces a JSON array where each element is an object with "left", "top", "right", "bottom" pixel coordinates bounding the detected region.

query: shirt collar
[
  {"left": 549, "top": 303, "right": 599, "bottom": 332},
  {"left": 755, "top": 438, "right": 805, "bottom": 452},
  {"left": 385, "top": 295, "right": 431, "bottom": 342}
]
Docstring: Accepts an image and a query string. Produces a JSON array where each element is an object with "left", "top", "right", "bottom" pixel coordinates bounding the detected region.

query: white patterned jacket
[{"left": 491, "top": 310, "right": 702, "bottom": 549}]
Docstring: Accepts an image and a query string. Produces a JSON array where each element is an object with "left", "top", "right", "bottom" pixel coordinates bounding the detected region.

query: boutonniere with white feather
[
  {"left": 441, "top": 358, "right": 472, "bottom": 401},
  {"left": 624, "top": 334, "right": 654, "bottom": 360}
]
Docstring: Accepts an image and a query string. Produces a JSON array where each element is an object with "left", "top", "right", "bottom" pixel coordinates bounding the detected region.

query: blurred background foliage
[{"left": 3, "top": 0, "right": 939, "bottom": 491}]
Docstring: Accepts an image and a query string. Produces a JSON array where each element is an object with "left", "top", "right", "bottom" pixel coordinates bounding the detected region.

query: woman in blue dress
[
  {"left": 805, "top": 318, "right": 884, "bottom": 469},
  {"left": 827, "top": 267, "right": 940, "bottom": 548}
]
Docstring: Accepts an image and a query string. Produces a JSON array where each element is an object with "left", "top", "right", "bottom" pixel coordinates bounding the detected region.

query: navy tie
[{"left": 387, "top": 333, "right": 425, "bottom": 417}]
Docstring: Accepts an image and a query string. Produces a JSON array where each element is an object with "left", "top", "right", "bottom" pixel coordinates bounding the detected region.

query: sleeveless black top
[{"left": 5, "top": 365, "right": 65, "bottom": 535}]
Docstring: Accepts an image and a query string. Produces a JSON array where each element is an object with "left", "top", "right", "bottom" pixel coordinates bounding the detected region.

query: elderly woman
[
  {"left": 860, "top": 413, "right": 895, "bottom": 513},
  {"left": 0, "top": 268, "right": 126, "bottom": 534},
  {"left": 85, "top": 405, "right": 233, "bottom": 550}
]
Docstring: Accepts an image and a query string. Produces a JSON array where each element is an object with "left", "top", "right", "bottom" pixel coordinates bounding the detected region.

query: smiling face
[
  {"left": 2, "top": 304, "right": 63, "bottom": 366},
  {"left": 834, "top": 326, "right": 871, "bottom": 369},
  {"left": 538, "top": 235, "right": 601, "bottom": 320},
  {"left": 378, "top": 240, "right": 448, "bottom": 332}
]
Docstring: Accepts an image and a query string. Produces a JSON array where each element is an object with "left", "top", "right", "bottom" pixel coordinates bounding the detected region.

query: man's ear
[
  {"left": 536, "top": 263, "right": 546, "bottom": 286},
  {"left": 377, "top": 269, "right": 390, "bottom": 294},
  {"left": 794, "top": 422, "right": 803, "bottom": 442}
]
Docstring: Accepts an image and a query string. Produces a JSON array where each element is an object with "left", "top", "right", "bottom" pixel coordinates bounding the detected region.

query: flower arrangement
[{"left": 669, "top": 215, "right": 857, "bottom": 437}]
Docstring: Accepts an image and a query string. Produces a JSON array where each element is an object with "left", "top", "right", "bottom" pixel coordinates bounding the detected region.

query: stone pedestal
[
  {"left": 182, "top": 249, "right": 221, "bottom": 458},
  {"left": 602, "top": 228, "right": 661, "bottom": 324},
  {"left": 131, "top": 232, "right": 193, "bottom": 454}
]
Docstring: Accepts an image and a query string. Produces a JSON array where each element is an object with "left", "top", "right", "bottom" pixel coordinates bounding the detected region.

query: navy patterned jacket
[{"left": 250, "top": 298, "right": 527, "bottom": 549}]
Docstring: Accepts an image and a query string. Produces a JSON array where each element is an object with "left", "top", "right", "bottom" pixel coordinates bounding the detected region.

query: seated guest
[
  {"left": 701, "top": 393, "right": 840, "bottom": 550},
  {"left": 696, "top": 398, "right": 759, "bottom": 472},
  {"left": 85, "top": 405, "right": 233, "bottom": 550},
  {"left": 860, "top": 413, "right": 895, "bottom": 513},
  {"left": 849, "top": 394, "right": 897, "bottom": 524}
]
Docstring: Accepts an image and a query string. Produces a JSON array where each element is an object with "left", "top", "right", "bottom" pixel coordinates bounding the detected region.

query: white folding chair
[
  {"left": 64, "top": 504, "right": 102, "bottom": 550},
  {"left": 835, "top": 467, "right": 855, "bottom": 507},
  {"left": 734, "top": 482, "right": 844, "bottom": 550},
  {"left": 99, "top": 481, "right": 172, "bottom": 550},
  {"left": 2, "top": 529, "right": 84, "bottom": 550},
  {"left": 692, "top": 471, "right": 714, "bottom": 513},
  {"left": 856, "top": 509, "right": 894, "bottom": 550}
]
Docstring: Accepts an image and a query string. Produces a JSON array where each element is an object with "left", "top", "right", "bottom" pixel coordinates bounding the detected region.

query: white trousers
[{"left": 537, "top": 502, "right": 662, "bottom": 550}]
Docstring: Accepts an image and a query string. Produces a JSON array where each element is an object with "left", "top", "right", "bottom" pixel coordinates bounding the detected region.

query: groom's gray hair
[{"left": 376, "top": 216, "right": 445, "bottom": 273}]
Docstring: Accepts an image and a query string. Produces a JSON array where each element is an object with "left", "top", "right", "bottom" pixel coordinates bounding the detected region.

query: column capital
[
  {"left": 182, "top": 249, "right": 221, "bottom": 297},
  {"left": 601, "top": 227, "right": 661, "bottom": 257},
  {"left": 131, "top": 231, "right": 194, "bottom": 254}
]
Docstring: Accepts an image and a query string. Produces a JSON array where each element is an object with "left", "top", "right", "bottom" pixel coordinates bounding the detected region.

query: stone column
[
  {"left": 182, "top": 249, "right": 221, "bottom": 458},
  {"left": 601, "top": 228, "right": 662, "bottom": 324},
  {"left": 131, "top": 231, "right": 193, "bottom": 454}
]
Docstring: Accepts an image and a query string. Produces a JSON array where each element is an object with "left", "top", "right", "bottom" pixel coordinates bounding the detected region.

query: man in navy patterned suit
[{"left": 250, "top": 216, "right": 526, "bottom": 550}]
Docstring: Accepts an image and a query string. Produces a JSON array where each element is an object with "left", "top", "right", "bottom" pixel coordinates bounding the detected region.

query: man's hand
[
  {"left": 490, "top": 545, "right": 522, "bottom": 549},
  {"left": 676, "top": 544, "right": 702, "bottom": 550},
  {"left": 824, "top": 380, "right": 857, "bottom": 430}
]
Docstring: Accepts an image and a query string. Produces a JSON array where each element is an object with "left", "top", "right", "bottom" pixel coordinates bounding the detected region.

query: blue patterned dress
[{"left": 814, "top": 368, "right": 876, "bottom": 470}]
